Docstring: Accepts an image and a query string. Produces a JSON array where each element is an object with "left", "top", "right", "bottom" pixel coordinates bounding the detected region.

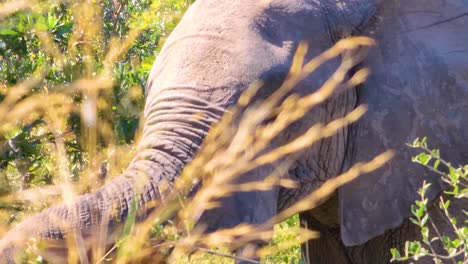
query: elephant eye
[{"left": 252, "top": 3, "right": 322, "bottom": 47}]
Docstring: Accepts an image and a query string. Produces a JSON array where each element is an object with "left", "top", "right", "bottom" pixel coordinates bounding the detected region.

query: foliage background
[{"left": 0, "top": 0, "right": 187, "bottom": 192}]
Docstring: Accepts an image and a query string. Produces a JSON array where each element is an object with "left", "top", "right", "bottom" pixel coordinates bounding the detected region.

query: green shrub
[
  {"left": 0, "top": 0, "right": 191, "bottom": 193},
  {"left": 391, "top": 137, "right": 468, "bottom": 263}
]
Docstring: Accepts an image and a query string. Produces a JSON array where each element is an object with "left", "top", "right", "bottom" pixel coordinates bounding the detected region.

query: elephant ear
[
  {"left": 339, "top": 113, "right": 446, "bottom": 246},
  {"left": 338, "top": 28, "right": 468, "bottom": 245}
]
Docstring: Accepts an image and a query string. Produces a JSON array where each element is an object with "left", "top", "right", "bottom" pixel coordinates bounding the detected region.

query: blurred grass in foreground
[{"left": 0, "top": 0, "right": 389, "bottom": 263}]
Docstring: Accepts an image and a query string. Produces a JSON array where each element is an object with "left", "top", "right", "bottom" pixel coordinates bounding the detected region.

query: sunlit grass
[
  {"left": 0, "top": 1, "right": 391, "bottom": 263},
  {"left": 263, "top": 215, "right": 302, "bottom": 264}
]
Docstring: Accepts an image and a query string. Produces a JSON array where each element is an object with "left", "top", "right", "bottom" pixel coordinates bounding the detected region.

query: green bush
[
  {"left": 0, "top": 0, "right": 191, "bottom": 193},
  {"left": 391, "top": 137, "right": 468, "bottom": 263}
]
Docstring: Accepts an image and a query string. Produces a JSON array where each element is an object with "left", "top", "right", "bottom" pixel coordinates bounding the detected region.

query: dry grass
[{"left": 0, "top": 1, "right": 393, "bottom": 263}]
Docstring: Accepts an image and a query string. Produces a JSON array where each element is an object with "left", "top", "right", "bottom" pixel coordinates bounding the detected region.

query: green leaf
[
  {"left": 420, "top": 137, "right": 427, "bottom": 147},
  {"left": 411, "top": 205, "right": 418, "bottom": 217},
  {"left": 451, "top": 239, "right": 460, "bottom": 248},
  {"left": 35, "top": 16, "right": 48, "bottom": 31},
  {"left": 123, "top": 200, "right": 137, "bottom": 236},
  {"left": 450, "top": 217, "right": 457, "bottom": 226},
  {"left": 418, "top": 182, "right": 431, "bottom": 197},
  {"left": 449, "top": 167, "right": 459, "bottom": 182},
  {"left": 117, "top": 198, "right": 138, "bottom": 258},
  {"left": 421, "top": 214, "right": 428, "bottom": 226},
  {"left": 459, "top": 188, "right": 468, "bottom": 197},
  {"left": 409, "top": 241, "right": 421, "bottom": 254},
  {"left": 442, "top": 236, "right": 451, "bottom": 246},
  {"left": 440, "top": 199, "right": 450, "bottom": 210},
  {"left": 0, "top": 28, "right": 19, "bottom": 36},
  {"left": 390, "top": 248, "right": 401, "bottom": 261},
  {"left": 421, "top": 226, "right": 429, "bottom": 241},
  {"left": 419, "top": 153, "right": 431, "bottom": 165},
  {"left": 409, "top": 217, "right": 420, "bottom": 227},
  {"left": 463, "top": 227, "right": 468, "bottom": 235},
  {"left": 452, "top": 185, "right": 459, "bottom": 196},
  {"left": 417, "top": 205, "right": 425, "bottom": 218}
]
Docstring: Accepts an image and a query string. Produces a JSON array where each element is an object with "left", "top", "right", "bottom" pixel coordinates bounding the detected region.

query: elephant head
[{"left": 1, "top": 0, "right": 467, "bottom": 263}]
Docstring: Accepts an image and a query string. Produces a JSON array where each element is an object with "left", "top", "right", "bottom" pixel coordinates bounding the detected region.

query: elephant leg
[
  {"left": 300, "top": 192, "right": 418, "bottom": 264},
  {"left": 300, "top": 192, "right": 352, "bottom": 264},
  {"left": 343, "top": 220, "right": 417, "bottom": 264},
  {"left": 300, "top": 216, "right": 351, "bottom": 264}
]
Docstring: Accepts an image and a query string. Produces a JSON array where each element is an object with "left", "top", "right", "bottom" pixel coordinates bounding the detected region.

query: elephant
[{"left": 1, "top": 0, "right": 468, "bottom": 263}]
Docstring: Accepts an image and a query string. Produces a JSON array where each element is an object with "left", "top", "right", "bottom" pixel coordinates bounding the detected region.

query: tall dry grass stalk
[{"left": 0, "top": 1, "right": 392, "bottom": 263}]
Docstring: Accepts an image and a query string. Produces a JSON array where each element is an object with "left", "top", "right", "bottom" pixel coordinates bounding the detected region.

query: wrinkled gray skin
[{"left": 1, "top": 0, "right": 468, "bottom": 263}]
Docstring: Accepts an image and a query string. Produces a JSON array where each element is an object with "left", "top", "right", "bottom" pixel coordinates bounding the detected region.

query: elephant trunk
[{"left": 0, "top": 91, "right": 225, "bottom": 262}]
